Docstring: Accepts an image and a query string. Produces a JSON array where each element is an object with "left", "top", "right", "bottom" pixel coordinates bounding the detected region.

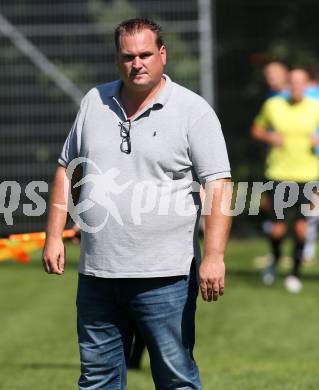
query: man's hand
[
  {"left": 201, "top": 179, "right": 230, "bottom": 302},
  {"left": 42, "top": 237, "right": 65, "bottom": 275},
  {"left": 199, "top": 255, "right": 225, "bottom": 302}
]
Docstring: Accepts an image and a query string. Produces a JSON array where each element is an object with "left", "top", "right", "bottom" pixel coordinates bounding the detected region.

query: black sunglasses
[{"left": 119, "top": 120, "right": 131, "bottom": 154}]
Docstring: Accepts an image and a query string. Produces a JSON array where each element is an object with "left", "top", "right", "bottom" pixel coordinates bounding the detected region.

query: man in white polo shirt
[{"left": 42, "top": 18, "right": 231, "bottom": 390}]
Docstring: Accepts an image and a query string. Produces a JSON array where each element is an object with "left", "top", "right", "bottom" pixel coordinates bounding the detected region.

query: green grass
[{"left": 1, "top": 239, "right": 319, "bottom": 389}]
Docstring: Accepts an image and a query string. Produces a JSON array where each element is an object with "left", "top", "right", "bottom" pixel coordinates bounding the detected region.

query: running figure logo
[{"left": 65, "top": 157, "right": 132, "bottom": 233}]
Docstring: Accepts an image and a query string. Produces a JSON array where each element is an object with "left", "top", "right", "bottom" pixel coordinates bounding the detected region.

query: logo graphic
[
  {"left": 2, "top": 155, "right": 319, "bottom": 230},
  {"left": 65, "top": 157, "right": 132, "bottom": 233}
]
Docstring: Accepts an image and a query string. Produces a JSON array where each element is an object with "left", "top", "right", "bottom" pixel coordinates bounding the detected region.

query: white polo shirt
[{"left": 59, "top": 75, "right": 231, "bottom": 278}]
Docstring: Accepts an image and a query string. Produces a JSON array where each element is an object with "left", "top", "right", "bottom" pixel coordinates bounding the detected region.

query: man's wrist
[
  {"left": 46, "top": 232, "right": 64, "bottom": 241},
  {"left": 202, "top": 252, "right": 225, "bottom": 263}
]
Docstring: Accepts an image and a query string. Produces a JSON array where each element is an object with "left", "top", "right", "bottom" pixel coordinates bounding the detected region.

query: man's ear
[{"left": 160, "top": 45, "right": 167, "bottom": 66}]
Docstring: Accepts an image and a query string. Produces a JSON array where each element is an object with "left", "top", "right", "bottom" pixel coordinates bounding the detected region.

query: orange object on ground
[
  {"left": 0, "top": 229, "right": 75, "bottom": 264},
  {"left": 0, "top": 239, "right": 44, "bottom": 263},
  {"left": 9, "top": 229, "right": 75, "bottom": 241}
]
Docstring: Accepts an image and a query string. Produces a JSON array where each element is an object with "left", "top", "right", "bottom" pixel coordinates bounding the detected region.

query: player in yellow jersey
[{"left": 251, "top": 68, "right": 319, "bottom": 293}]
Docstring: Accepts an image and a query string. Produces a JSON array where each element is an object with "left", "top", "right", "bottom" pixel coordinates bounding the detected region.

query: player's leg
[
  {"left": 270, "top": 221, "right": 286, "bottom": 263},
  {"left": 76, "top": 274, "right": 133, "bottom": 390},
  {"left": 284, "top": 183, "right": 308, "bottom": 293},
  {"left": 130, "top": 260, "right": 201, "bottom": 389},
  {"left": 291, "top": 183, "right": 310, "bottom": 275},
  {"left": 292, "top": 218, "right": 307, "bottom": 277},
  {"left": 262, "top": 221, "right": 287, "bottom": 285},
  {"left": 262, "top": 182, "right": 288, "bottom": 285},
  {"left": 283, "top": 218, "right": 305, "bottom": 293},
  {"left": 269, "top": 181, "right": 288, "bottom": 264},
  {"left": 262, "top": 184, "right": 287, "bottom": 284}
]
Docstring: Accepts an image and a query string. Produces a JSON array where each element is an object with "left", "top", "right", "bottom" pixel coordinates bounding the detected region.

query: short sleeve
[
  {"left": 58, "top": 98, "right": 86, "bottom": 167},
  {"left": 253, "top": 101, "right": 271, "bottom": 128},
  {"left": 187, "top": 109, "right": 231, "bottom": 184}
]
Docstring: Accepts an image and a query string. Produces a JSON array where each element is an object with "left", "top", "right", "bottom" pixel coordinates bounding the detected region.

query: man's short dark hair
[{"left": 114, "top": 17, "right": 164, "bottom": 51}]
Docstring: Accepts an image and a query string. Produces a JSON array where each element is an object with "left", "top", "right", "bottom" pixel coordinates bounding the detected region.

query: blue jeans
[{"left": 76, "top": 261, "right": 201, "bottom": 389}]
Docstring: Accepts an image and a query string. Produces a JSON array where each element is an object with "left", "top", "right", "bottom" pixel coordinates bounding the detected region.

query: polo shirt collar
[
  {"left": 106, "top": 80, "right": 122, "bottom": 99},
  {"left": 153, "top": 74, "right": 173, "bottom": 107},
  {"left": 109, "top": 74, "right": 173, "bottom": 108}
]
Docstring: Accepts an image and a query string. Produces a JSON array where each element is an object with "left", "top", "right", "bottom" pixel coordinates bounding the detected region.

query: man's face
[{"left": 117, "top": 29, "right": 166, "bottom": 92}]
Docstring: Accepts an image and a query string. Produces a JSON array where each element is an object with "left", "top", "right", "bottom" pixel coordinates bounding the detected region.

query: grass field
[{"left": 1, "top": 239, "right": 319, "bottom": 390}]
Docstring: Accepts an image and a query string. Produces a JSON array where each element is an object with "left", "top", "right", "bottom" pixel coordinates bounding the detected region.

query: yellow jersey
[{"left": 254, "top": 96, "right": 319, "bottom": 182}]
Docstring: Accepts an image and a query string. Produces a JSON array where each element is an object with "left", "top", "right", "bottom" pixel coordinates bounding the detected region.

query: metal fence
[{"left": 0, "top": 0, "right": 204, "bottom": 235}]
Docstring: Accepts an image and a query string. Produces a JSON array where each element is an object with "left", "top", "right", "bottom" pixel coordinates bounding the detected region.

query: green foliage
[
  {"left": 87, "top": 0, "right": 138, "bottom": 26},
  {"left": 267, "top": 40, "right": 319, "bottom": 68},
  {"left": 165, "top": 32, "right": 199, "bottom": 86}
]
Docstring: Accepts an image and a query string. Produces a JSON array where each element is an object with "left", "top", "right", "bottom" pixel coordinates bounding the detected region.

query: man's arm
[
  {"left": 42, "top": 166, "right": 69, "bottom": 275},
  {"left": 199, "top": 178, "right": 232, "bottom": 302}
]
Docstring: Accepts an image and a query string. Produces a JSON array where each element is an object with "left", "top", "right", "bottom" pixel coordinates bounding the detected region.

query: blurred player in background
[
  {"left": 258, "top": 61, "right": 289, "bottom": 241},
  {"left": 251, "top": 67, "right": 319, "bottom": 293}
]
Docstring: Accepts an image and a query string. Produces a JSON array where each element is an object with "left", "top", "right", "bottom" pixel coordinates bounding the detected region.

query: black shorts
[{"left": 267, "top": 181, "right": 313, "bottom": 221}]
